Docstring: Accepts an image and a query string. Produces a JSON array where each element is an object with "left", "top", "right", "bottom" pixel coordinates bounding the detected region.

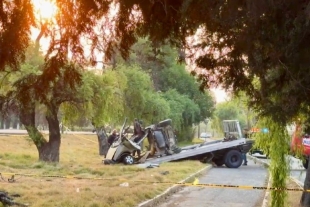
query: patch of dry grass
[{"left": 0, "top": 134, "right": 206, "bottom": 207}]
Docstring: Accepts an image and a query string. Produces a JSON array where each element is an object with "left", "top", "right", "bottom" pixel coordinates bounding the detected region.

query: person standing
[
  {"left": 132, "top": 119, "right": 144, "bottom": 158},
  {"left": 242, "top": 128, "right": 249, "bottom": 166},
  {"left": 108, "top": 129, "right": 117, "bottom": 146}
]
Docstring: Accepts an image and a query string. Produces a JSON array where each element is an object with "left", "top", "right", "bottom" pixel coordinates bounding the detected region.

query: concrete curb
[
  {"left": 137, "top": 165, "right": 212, "bottom": 207},
  {"left": 290, "top": 176, "right": 304, "bottom": 189},
  {"left": 261, "top": 176, "right": 272, "bottom": 207}
]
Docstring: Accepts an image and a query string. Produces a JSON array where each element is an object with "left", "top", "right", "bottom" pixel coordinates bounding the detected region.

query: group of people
[{"left": 107, "top": 118, "right": 144, "bottom": 158}]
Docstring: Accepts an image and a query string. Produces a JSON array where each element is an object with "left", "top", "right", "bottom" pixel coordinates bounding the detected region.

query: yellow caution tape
[{"left": 0, "top": 172, "right": 307, "bottom": 192}]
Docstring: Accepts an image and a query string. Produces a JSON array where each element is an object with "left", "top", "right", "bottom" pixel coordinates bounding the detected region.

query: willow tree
[
  {"left": 0, "top": 43, "right": 82, "bottom": 162},
  {"left": 119, "top": 64, "right": 170, "bottom": 125}
]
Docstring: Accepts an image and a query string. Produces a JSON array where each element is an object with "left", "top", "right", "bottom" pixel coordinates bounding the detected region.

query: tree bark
[
  {"left": 300, "top": 157, "right": 310, "bottom": 207},
  {"left": 37, "top": 137, "right": 60, "bottom": 162},
  {"left": 41, "top": 104, "right": 61, "bottom": 162},
  {"left": 94, "top": 126, "right": 109, "bottom": 156}
]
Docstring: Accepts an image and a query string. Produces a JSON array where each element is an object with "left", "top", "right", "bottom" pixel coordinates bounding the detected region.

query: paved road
[{"left": 155, "top": 159, "right": 268, "bottom": 207}]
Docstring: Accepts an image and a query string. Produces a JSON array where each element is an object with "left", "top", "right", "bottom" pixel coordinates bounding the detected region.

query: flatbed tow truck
[{"left": 143, "top": 120, "right": 254, "bottom": 168}]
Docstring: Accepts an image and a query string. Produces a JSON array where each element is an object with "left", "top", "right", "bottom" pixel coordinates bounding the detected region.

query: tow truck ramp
[{"left": 146, "top": 138, "right": 248, "bottom": 164}]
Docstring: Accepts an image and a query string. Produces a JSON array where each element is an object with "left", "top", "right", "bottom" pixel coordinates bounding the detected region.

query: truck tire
[{"left": 224, "top": 150, "right": 243, "bottom": 168}]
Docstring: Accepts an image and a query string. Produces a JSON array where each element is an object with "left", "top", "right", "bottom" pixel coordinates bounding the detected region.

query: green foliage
[
  {"left": 66, "top": 64, "right": 172, "bottom": 128},
  {"left": 62, "top": 68, "right": 127, "bottom": 127},
  {"left": 159, "top": 63, "right": 214, "bottom": 122},
  {"left": 26, "top": 126, "right": 47, "bottom": 147},
  {"left": 121, "top": 64, "right": 152, "bottom": 121},
  {"left": 0, "top": 0, "right": 35, "bottom": 71},
  {"left": 214, "top": 101, "right": 247, "bottom": 134},
  {"left": 161, "top": 89, "right": 200, "bottom": 141},
  {"left": 119, "top": 64, "right": 171, "bottom": 125},
  {"left": 192, "top": 91, "right": 215, "bottom": 123},
  {"left": 160, "top": 64, "right": 197, "bottom": 97},
  {"left": 215, "top": 102, "right": 239, "bottom": 122},
  {"left": 143, "top": 92, "right": 170, "bottom": 124},
  {"left": 253, "top": 117, "right": 290, "bottom": 207},
  {"left": 122, "top": 38, "right": 215, "bottom": 138}
]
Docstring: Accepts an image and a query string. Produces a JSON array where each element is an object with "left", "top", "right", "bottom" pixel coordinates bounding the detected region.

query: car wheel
[
  {"left": 123, "top": 155, "right": 134, "bottom": 165},
  {"left": 224, "top": 150, "right": 243, "bottom": 168}
]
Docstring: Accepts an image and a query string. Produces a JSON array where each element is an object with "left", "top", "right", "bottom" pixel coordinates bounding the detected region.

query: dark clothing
[
  {"left": 242, "top": 153, "right": 248, "bottom": 165},
  {"left": 133, "top": 119, "right": 144, "bottom": 158},
  {"left": 133, "top": 120, "right": 144, "bottom": 143},
  {"left": 134, "top": 120, "right": 143, "bottom": 137},
  {"left": 108, "top": 134, "right": 117, "bottom": 145},
  {"left": 133, "top": 135, "right": 143, "bottom": 143}
]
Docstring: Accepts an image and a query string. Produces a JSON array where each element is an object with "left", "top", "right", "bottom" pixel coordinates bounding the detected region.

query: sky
[{"left": 211, "top": 88, "right": 228, "bottom": 103}]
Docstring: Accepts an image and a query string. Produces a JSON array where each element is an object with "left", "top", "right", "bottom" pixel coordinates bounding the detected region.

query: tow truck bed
[{"left": 146, "top": 138, "right": 250, "bottom": 165}]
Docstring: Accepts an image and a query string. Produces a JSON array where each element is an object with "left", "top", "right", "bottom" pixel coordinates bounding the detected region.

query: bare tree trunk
[
  {"left": 93, "top": 126, "right": 109, "bottom": 156},
  {"left": 37, "top": 138, "right": 60, "bottom": 162},
  {"left": 301, "top": 157, "right": 310, "bottom": 207},
  {"left": 42, "top": 105, "right": 61, "bottom": 162}
]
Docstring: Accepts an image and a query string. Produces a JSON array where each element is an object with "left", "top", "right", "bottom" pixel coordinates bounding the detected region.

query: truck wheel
[
  {"left": 213, "top": 158, "right": 225, "bottom": 166},
  {"left": 122, "top": 155, "right": 134, "bottom": 165},
  {"left": 303, "top": 158, "right": 309, "bottom": 169},
  {"left": 224, "top": 150, "right": 243, "bottom": 168}
]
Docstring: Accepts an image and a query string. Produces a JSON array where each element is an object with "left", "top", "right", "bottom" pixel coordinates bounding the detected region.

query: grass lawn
[{"left": 0, "top": 134, "right": 206, "bottom": 207}]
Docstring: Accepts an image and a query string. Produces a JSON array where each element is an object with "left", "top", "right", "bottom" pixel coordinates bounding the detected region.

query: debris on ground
[
  {"left": 137, "top": 163, "right": 160, "bottom": 168},
  {"left": 119, "top": 182, "right": 129, "bottom": 187},
  {"left": 0, "top": 191, "right": 28, "bottom": 206},
  {"left": 160, "top": 171, "right": 169, "bottom": 175}
]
